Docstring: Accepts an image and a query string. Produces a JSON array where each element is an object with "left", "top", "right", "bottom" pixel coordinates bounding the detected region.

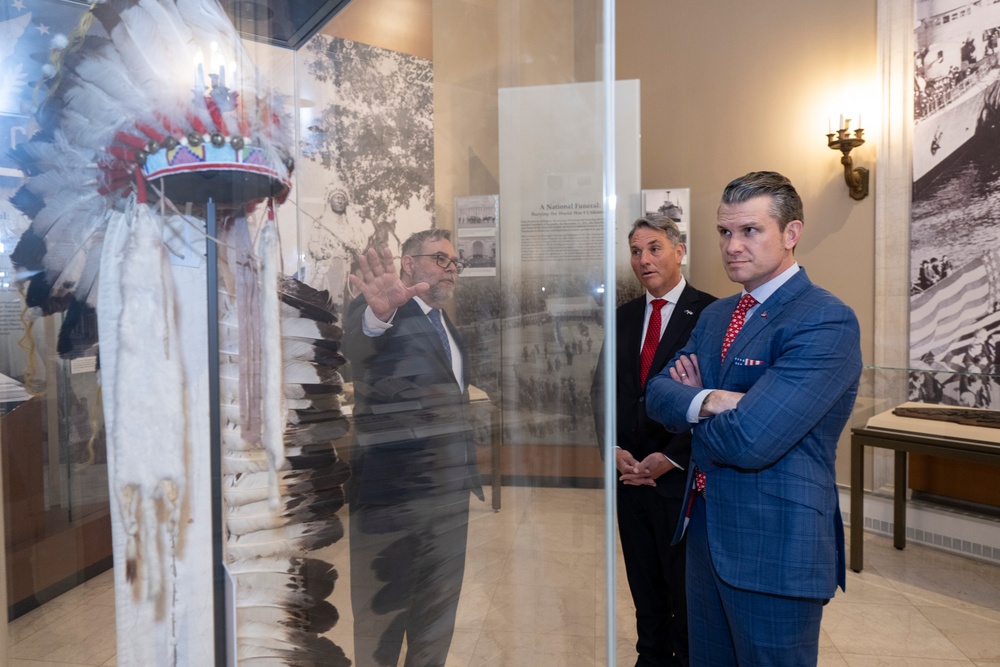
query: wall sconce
[{"left": 826, "top": 116, "right": 869, "bottom": 200}]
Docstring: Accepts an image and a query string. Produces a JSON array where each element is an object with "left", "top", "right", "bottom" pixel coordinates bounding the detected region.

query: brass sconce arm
[{"left": 826, "top": 127, "right": 869, "bottom": 200}]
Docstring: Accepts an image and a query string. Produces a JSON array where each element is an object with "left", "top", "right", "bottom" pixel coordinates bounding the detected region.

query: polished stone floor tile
[
  {"left": 821, "top": 601, "right": 970, "bottom": 661},
  {"left": 917, "top": 604, "right": 1000, "bottom": 663},
  {"left": 842, "top": 657, "right": 976, "bottom": 666},
  {"left": 11, "top": 661, "right": 98, "bottom": 667},
  {"left": 6, "top": 487, "right": 1000, "bottom": 666},
  {"left": 817, "top": 646, "right": 849, "bottom": 666},
  {"left": 471, "top": 628, "right": 597, "bottom": 667}
]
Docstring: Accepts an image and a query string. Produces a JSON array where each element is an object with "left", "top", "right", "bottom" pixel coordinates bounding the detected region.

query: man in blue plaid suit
[{"left": 646, "top": 171, "right": 862, "bottom": 666}]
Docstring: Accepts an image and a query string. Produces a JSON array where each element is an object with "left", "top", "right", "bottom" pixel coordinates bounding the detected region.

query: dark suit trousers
[
  {"left": 686, "top": 493, "right": 824, "bottom": 667},
  {"left": 350, "top": 491, "right": 471, "bottom": 667},
  {"left": 618, "top": 484, "right": 688, "bottom": 666}
]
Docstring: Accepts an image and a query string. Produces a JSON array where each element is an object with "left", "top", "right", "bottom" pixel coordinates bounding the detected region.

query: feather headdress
[
  {"left": 4, "top": 1, "right": 354, "bottom": 664},
  {"left": 9, "top": 0, "right": 293, "bottom": 357},
  {"left": 217, "top": 215, "right": 351, "bottom": 664}
]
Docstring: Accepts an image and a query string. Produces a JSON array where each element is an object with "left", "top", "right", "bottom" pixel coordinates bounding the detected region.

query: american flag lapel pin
[{"left": 760, "top": 311, "right": 768, "bottom": 319}]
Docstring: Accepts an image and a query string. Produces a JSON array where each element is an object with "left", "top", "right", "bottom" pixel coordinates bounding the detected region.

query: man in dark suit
[
  {"left": 646, "top": 172, "right": 862, "bottom": 666},
  {"left": 344, "top": 229, "right": 484, "bottom": 667},
  {"left": 590, "top": 215, "right": 715, "bottom": 666}
]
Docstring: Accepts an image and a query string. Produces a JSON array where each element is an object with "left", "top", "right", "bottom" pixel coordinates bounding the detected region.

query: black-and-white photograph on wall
[
  {"left": 642, "top": 188, "right": 690, "bottom": 269},
  {"left": 298, "top": 35, "right": 435, "bottom": 307},
  {"left": 909, "top": 0, "right": 1000, "bottom": 407},
  {"left": 455, "top": 195, "right": 498, "bottom": 277}
]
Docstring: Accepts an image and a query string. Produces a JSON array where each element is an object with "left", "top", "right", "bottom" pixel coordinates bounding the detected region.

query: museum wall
[
  {"left": 322, "top": 0, "right": 879, "bottom": 482},
  {"left": 616, "top": 0, "right": 877, "bottom": 363},
  {"left": 619, "top": 0, "right": 879, "bottom": 485}
]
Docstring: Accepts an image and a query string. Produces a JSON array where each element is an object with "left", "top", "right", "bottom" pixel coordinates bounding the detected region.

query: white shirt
[
  {"left": 641, "top": 277, "right": 687, "bottom": 347},
  {"left": 623, "top": 278, "right": 688, "bottom": 468},
  {"left": 685, "top": 263, "right": 800, "bottom": 423}
]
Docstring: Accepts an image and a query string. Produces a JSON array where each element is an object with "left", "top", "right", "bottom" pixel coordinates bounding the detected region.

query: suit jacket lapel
[
  {"left": 400, "top": 300, "right": 452, "bottom": 367},
  {"left": 709, "top": 294, "right": 740, "bottom": 378},
  {"left": 721, "top": 301, "right": 777, "bottom": 379},
  {"left": 650, "top": 286, "right": 698, "bottom": 375},
  {"left": 624, "top": 298, "right": 646, "bottom": 389},
  {"left": 719, "top": 270, "right": 811, "bottom": 380}
]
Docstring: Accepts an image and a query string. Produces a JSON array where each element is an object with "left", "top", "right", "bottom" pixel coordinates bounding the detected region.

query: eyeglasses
[{"left": 410, "top": 253, "right": 464, "bottom": 274}]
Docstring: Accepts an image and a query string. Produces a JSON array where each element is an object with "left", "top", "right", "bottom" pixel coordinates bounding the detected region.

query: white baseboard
[{"left": 839, "top": 488, "right": 1000, "bottom": 565}]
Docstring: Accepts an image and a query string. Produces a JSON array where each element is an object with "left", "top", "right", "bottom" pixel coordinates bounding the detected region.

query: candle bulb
[
  {"left": 828, "top": 117, "right": 832, "bottom": 134},
  {"left": 219, "top": 65, "right": 226, "bottom": 89},
  {"left": 839, "top": 113, "right": 844, "bottom": 130},
  {"left": 196, "top": 63, "right": 204, "bottom": 90}
]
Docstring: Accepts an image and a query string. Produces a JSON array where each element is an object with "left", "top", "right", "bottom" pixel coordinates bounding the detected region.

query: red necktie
[
  {"left": 695, "top": 294, "right": 758, "bottom": 497},
  {"left": 720, "top": 293, "right": 758, "bottom": 362},
  {"left": 639, "top": 299, "right": 667, "bottom": 386}
]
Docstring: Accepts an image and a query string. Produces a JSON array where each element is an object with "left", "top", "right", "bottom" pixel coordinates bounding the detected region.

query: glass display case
[
  {"left": 0, "top": 0, "right": 622, "bottom": 664},
  {"left": 852, "top": 365, "right": 1000, "bottom": 502}
]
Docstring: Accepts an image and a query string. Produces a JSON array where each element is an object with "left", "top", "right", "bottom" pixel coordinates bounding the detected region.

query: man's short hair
[
  {"left": 401, "top": 228, "right": 452, "bottom": 257},
  {"left": 627, "top": 214, "right": 683, "bottom": 246},
  {"left": 720, "top": 171, "right": 804, "bottom": 232}
]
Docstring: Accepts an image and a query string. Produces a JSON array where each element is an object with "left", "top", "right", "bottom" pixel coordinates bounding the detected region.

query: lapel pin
[
  {"left": 760, "top": 311, "right": 768, "bottom": 319},
  {"left": 684, "top": 309, "right": 694, "bottom": 315}
]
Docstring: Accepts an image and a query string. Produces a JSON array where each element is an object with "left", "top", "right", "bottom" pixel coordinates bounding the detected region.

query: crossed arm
[
  {"left": 617, "top": 354, "right": 742, "bottom": 486},
  {"left": 668, "top": 354, "right": 745, "bottom": 416},
  {"left": 653, "top": 306, "right": 861, "bottom": 471}
]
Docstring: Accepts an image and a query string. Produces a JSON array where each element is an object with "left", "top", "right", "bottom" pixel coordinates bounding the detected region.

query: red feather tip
[
  {"left": 135, "top": 121, "right": 166, "bottom": 146},
  {"left": 107, "top": 146, "right": 137, "bottom": 163},
  {"left": 114, "top": 131, "right": 148, "bottom": 151},
  {"left": 205, "top": 96, "right": 229, "bottom": 137},
  {"left": 187, "top": 112, "right": 209, "bottom": 137},
  {"left": 156, "top": 112, "right": 184, "bottom": 138}
]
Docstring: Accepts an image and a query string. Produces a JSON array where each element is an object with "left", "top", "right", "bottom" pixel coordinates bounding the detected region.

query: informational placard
[
  {"left": 498, "top": 80, "right": 640, "bottom": 278},
  {"left": 496, "top": 80, "right": 640, "bottom": 448}
]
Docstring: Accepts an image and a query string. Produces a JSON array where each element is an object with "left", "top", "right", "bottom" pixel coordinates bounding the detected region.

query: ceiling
[{"left": 222, "top": 0, "right": 352, "bottom": 49}]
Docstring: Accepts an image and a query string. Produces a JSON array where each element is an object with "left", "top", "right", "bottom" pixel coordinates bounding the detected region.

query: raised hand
[{"left": 348, "top": 246, "right": 429, "bottom": 321}]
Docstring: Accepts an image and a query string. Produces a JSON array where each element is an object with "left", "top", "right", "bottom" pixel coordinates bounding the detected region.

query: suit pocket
[
  {"left": 757, "top": 468, "right": 828, "bottom": 514},
  {"left": 724, "top": 363, "right": 767, "bottom": 393}
]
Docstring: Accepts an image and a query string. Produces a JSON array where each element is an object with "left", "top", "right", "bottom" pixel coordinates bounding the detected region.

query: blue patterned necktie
[{"left": 427, "top": 308, "right": 453, "bottom": 365}]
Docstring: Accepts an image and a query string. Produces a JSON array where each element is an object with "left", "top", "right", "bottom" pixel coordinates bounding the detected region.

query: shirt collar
[
  {"left": 745, "top": 263, "right": 799, "bottom": 304},
  {"left": 413, "top": 295, "right": 434, "bottom": 314},
  {"left": 646, "top": 276, "right": 687, "bottom": 305}
]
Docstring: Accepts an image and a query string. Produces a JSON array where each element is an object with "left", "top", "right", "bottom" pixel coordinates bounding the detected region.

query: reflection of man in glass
[{"left": 344, "top": 229, "right": 483, "bottom": 667}]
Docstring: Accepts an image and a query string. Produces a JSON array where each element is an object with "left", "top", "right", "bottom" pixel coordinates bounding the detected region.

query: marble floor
[{"left": 7, "top": 486, "right": 1000, "bottom": 666}]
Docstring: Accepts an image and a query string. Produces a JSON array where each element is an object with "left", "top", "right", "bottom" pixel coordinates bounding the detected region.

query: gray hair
[
  {"left": 399, "top": 227, "right": 451, "bottom": 276},
  {"left": 720, "top": 171, "right": 804, "bottom": 232},
  {"left": 401, "top": 228, "right": 452, "bottom": 257},
  {"left": 627, "top": 214, "right": 683, "bottom": 246}
]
